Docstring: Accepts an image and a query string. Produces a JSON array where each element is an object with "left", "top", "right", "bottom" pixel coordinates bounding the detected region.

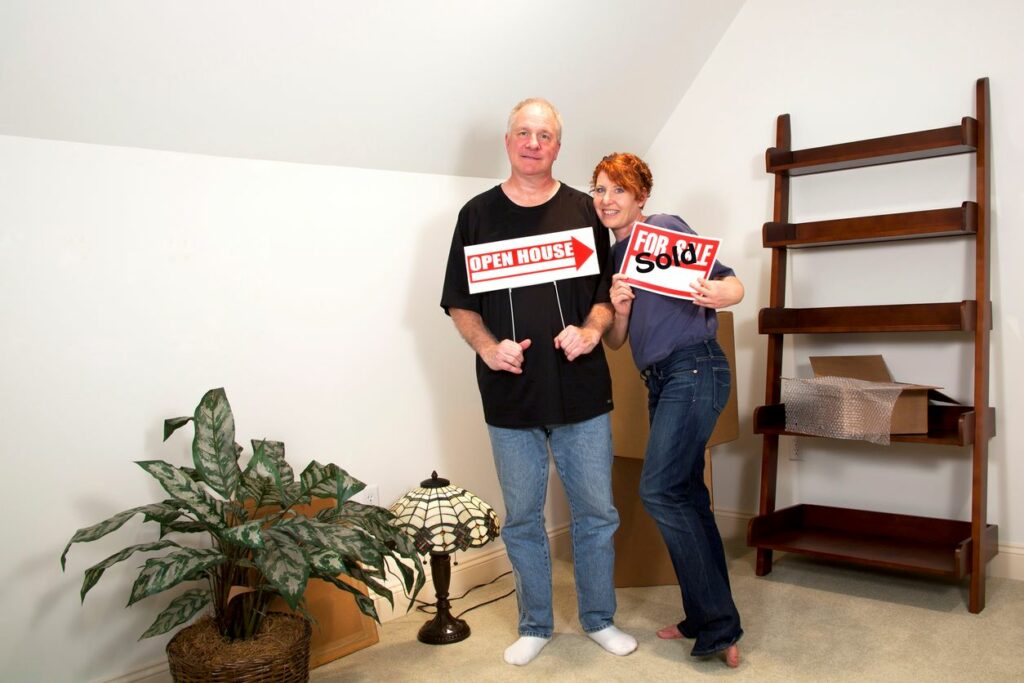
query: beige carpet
[{"left": 312, "top": 538, "right": 1024, "bottom": 681}]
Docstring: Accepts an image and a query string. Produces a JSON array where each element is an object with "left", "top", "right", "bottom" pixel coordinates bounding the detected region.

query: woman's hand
[
  {"left": 610, "top": 273, "right": 635, "bottom": 317},
  {"left": 690, "top": 276, "right": 744, "bottom": 309}
]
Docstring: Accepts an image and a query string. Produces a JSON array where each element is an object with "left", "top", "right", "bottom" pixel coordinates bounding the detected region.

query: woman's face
[{"left": 592, "top": 171, "right": 645, "bottom": 234}]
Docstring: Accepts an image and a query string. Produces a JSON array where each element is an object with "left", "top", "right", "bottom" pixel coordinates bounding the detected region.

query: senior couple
[{"left": 440, "top": 98, "right": 745, "bottom": 668}]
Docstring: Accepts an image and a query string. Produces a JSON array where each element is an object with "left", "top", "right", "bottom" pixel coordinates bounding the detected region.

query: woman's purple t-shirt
[{"left": 611, "top": 214, "right": 736, "bottom": 370}]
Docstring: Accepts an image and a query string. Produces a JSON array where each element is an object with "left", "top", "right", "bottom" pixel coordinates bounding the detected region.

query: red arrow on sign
[{"left": 571, "top": 236, "right": 593, "bottom": 270}]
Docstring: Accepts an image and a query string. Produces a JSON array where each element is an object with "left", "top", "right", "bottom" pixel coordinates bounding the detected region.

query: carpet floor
[{"left": 312, "top": 537, "right": 1024, "bottom": 682}]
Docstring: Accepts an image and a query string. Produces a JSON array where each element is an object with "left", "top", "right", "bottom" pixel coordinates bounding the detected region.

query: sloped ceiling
[{"left": 0, "top": 0, "right": 744, "bottom": 182}]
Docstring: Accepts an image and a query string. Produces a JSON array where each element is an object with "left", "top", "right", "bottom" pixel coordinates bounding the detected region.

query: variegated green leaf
[
  {"left": 254, "top": 529, "right": 309, "bottom": 610},
  {"left": 276, "top": 517, "right": 333, "bottom": 547},
  {"left": 221, "top": 520, "right": 266, "bottom": 549},
  {"left": 389, "top": 555, "right": 421, "bottom": 599},
  {"left": 244, "top": 441, "right": 285, "bottom": 501},
  {"left": 180, "top": 466, "right": 204, "bottom": 483},
  {"left": 80, "top": 540, "right": 180, "bottom": 601},
  {"left": 128, "top": 547, "right": 225, "bottom": 606},
  {"left": 162, "top": 416, "right": 193, "bottom": 442},
  {"left": 342, "top": 502, "right": 418, "bottom": 557},
  {"left": 330, "top": 502, "right": 423, "bottom": 597},
  {"left": 313, "top": 507, "right": 420, "bottom": 585},
  {"left": 305, "top": 518, "right": 382, "bottom": 561},
  {"left": 140, "top": 588, "right": 211, "bottom": 639},
  {"left": 136, "top": 460, "right": 225, "bottom": 529},
  {"left": 251, "top": 439, "right": 293, "bottom": 483},
  {"left": 342, "top": 562, "right": 393, "bottom": 608},
  {"left": 312, "top": 522, "right": 384, "bottom": 564},
  {"left": 313, "top": 570, "right": 379, "bottom": 622},
  {"left": 351, "top": 591, "right": 378, "bottom": 622},
  {"left": 308, "top": 548, "right": 347, "bottom": 576},
  {"left": 159, "top": 520, "right": 207, "bottom": 537},
  {"left": 61, "top": 503, "right": 185, "bottom": 570},
  {"left": 241, "top": 472, "right": 282, "bottom": 509},
  {"left": 142, "top": 501, "right": 185, "bottom": 525},
  {"left": 298, "top": 461, "right": 365, "bottom": 505},
  {"left": 191, "top": 388, "right": 241, "bottom": 500}
]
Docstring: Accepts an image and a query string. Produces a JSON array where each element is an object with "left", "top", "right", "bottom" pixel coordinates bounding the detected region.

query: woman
[{"left": 592, "top": 152, "right": 744, "bottom": 667}]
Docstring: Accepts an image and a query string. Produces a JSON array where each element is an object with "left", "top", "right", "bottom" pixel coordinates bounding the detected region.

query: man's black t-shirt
[{"left": 440, "top": 184, "right": 614, "bottom": 428}]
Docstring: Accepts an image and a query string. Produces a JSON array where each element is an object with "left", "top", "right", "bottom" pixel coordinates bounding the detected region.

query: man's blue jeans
[
  {"left": 640, "top": 339, "right": 743, "bottom": 656},
  {"left": 487, "top": 413, "right": 619, "bottom": 638}
]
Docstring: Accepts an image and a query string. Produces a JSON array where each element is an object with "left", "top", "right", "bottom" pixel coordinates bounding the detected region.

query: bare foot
[
  {"left": 722, "top": 644, "right": 740, "bottom": 668},
  {"left": 656, "top": 624, "right": 683, "bottom": 640}
]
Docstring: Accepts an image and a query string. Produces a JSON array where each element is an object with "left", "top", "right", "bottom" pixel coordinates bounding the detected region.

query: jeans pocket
[
  {"left": 712, "top": 365, "right": 731, "bottom": 414},
  {"left": 655, "top": 369, "right": 698, "bottom": 409}
]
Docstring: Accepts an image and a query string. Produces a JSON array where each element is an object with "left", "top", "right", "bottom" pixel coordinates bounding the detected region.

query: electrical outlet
[{"left": 353, "top": 484, "right": 380, "bottom": 506}]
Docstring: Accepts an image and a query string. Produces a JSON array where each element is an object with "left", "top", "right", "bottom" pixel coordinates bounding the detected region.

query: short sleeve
[{"left": 439, "top": 204, "right": 480, "bottom": 315}]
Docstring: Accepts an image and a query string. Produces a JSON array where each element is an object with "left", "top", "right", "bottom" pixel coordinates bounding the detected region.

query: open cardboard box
[
  {"left": 607, "top": 312, "right": 739, "bottom": 587},
  {"left": 808, "top": 354, "right": 958, "bottom": 434}
]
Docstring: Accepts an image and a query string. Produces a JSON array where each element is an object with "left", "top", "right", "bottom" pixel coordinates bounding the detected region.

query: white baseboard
[{"left": 985, "top": 541, "right": 1024, "bottom": 580}]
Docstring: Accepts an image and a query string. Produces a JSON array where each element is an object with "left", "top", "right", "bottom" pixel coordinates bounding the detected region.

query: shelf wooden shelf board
[
  {"left": 754, "top": 78, "right": 994, "bottom": 612},
  {"left": 766, "top": 118, "right": 977, "bottom": 176},
  {"left": 747, "top": 504, "right": 998, "bottom": 578},
  {"left": 763, "top": 203, "right": 977, "bottom": 248},
  {"left": 753, "top": 404, "right": 995, "bottom": 446},
  {"left": 759, "top": 301, "right": 977, "bottom": 334}
]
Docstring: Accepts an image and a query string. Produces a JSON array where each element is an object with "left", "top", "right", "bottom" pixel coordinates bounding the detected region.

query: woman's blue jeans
[
  {"left": 487, "top": 413, "right": 619, "bottom": 638},
  {"left": 640, "top": 339, "right": 743, "bottom": 656}
]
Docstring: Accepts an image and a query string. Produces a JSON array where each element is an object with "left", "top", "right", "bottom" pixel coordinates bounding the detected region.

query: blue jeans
[
  {"left": 487, "top": 413, "right": 619, "bottom": 638},
  {"left": 640, "top": 339, "right": 742, "bottom": 656}
]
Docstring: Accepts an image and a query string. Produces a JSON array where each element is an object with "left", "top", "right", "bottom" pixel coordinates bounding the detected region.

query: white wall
[
  {"left": 645, "top": 0, "right": 1023, "bottom": 540},
  {"left": 5, "top": 2, "right": 1024, "bottom": 680},
  {"left": 0, "top": 135, "right": 577, "bottom": 682}
]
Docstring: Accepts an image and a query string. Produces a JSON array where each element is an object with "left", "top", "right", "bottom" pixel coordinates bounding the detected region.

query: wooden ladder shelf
[{"left": 746, "top": 78, "right": 996, "bottom": 613}]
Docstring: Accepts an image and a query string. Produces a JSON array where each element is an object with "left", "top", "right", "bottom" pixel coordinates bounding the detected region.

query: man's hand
[
  {"left": 450, "top": 308, "right": 533, "bottom": 374},
  {"left": 482, "top": 338, "right": 533, "bottom": 373},
  {"left": 554, "top": 325, "right": 600, "bottom": 362}
]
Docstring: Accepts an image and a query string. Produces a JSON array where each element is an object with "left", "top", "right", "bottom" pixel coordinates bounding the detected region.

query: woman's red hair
[{"left": 591, "top": 152, "right": 653, "bottom": 199}]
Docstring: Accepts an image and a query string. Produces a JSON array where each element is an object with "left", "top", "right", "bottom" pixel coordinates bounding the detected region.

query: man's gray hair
[{"left": 507, "top": 97, "right": 563, "bottom": 142}]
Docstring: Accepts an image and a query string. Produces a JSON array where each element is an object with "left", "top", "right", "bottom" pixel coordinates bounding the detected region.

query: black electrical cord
[{"left": 414, "top": 569, "right": 516, "bottom": 618}]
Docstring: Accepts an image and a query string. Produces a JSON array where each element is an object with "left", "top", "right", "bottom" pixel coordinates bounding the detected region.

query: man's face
[{"left": 504, "top": 103, "right": 561, "bottom": 178}]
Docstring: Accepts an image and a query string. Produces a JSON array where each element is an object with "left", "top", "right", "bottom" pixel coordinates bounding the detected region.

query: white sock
[
  {"left": 503, "top": 636, "right": 551, "bottom": 666},
  {"left": 588, "top": 625, "right": 638, "bottom": 656}
]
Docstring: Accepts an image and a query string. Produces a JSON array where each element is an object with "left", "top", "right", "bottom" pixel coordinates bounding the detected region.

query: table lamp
[{"left": 390, "top": 471, "right": 500, "bottom": 644}]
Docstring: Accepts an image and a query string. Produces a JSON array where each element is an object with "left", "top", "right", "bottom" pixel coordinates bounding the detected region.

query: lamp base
[
  {"left": 418, "top": 552, "right": 471, "bottom": 644},
  {"left": 417, "top": 610, "right": 470, "bottom": 645}
]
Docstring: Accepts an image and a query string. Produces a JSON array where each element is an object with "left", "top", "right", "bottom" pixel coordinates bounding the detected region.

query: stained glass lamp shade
[{"left": 390, "top": 471, "right": 500, "bottom": 644}]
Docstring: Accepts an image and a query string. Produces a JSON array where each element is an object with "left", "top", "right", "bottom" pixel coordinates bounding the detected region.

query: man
[{"left": 440, "top": 98, "right": 636, "bottom": 665}]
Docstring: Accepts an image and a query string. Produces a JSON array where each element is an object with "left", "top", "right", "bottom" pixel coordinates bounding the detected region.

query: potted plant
[{"left": 61, "top": 388, "right": 424, "bottom": 681}]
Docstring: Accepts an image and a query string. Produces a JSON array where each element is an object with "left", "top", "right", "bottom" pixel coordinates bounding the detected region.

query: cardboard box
[
  {"left": 606, "top": 312, "right": 739, "bottom": 587},
  {"left": 611, "top": 451, "right": 714, "bottom": 587},
  {"left": 607, "top": 311, "right": 739, "bottom": 460},
  {"left": 808, "top": 355, "right": 957, "bottom": 434}
]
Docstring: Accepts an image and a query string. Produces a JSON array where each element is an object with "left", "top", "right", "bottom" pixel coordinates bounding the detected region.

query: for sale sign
[
  {"left": 464, "top": 228, "right": 599, "bottom": 294},
  {"left": 618, "top": 222, "right": 720, "bottom": 300}
]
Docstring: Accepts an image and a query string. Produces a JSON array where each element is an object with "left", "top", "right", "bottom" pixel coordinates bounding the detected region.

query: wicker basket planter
[{"left": 166, "top": 613, "right": 312, "bottom": 683}]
